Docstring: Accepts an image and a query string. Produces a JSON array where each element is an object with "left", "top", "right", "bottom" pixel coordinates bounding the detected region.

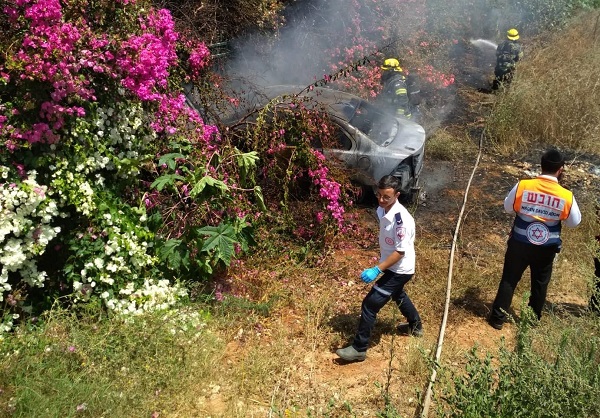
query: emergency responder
[
  {"left": 492, "top": 28, "right": 524, "bottom": 90},
  {"left": 488, "top": 149, "right": 582, "bottom": 330},
  {"left": 336, "top": 175, "right": 423, "bottom": 362},
  {"left": 379, "top": 58, "right": 421, "bottom": 120},
  {"left": 590, "top": 205, "right": 600, "bottom": 313}
]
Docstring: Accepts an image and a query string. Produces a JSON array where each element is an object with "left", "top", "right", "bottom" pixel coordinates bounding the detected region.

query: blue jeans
[{"left": 352, "top": 270, "right": 421, "bottom": 352}]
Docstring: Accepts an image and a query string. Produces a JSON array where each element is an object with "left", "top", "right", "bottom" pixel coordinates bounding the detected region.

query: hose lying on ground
[{"left": 418, "top": 129, "right": 485, "bottom": 418}]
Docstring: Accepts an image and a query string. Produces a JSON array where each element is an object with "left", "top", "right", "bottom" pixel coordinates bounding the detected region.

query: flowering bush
[
  {"left": 0, "top": 0, "right": 230, "bottom": 323},
  {"left": 229, "top": 94, "right": 355, "bottom": 245},
  {"left": 0, "top": 0, "right": 355, "bottom": 326}
]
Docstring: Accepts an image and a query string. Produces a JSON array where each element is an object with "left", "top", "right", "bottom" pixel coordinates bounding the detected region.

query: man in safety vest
[
  {"left": 492, "top": 28, "right": 523, "bottom": 90},
  {"left": 489, "top": 149, "right": 582, "bottom": 330},
  {"left": 590, "top": 206, "right": 600, "bottom": 313}
]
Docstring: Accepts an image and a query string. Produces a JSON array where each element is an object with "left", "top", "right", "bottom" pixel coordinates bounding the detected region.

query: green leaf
[
  {"left": 158, "top": 153, "right": 185, "bottom": 170},
  {"left": 253, "top": 186, "right": 267, "bottom": 212},
  {"left": 190, "top": 175, "right": 228, "bottom": 197},
  {"left": 196, "top": 223, "right": 236, "bottom": 266},
  {"left": 150, "top": 174, "right": 185, "bottom": 191},
  {"left": 158, "top": 239, "right": 189, "bottom": 270},
  {"left": 236, "top": 151, "right": 259, "bottom": 170}
]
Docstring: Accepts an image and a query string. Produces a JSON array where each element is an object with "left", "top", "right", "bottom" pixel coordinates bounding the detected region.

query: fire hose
[{"left": 418, "top": 129, "right": 484, "bottom": 417}]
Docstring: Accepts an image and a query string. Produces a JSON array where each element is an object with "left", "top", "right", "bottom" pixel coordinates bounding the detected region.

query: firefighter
[
  {"left": 492, "top": 28, "right": 524, "bottom": 90},
  {"left": 379, "top": 58, "right": 421, "bottom": 120}
]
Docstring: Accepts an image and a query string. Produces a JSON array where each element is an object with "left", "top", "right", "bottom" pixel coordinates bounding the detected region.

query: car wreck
[{"left": 210, "top": 85, "right": 426, "bottom": 201}]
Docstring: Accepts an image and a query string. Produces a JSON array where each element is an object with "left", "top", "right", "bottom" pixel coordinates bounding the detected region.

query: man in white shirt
[{"left": 336, "top": 175, "right": 423, "bottom": 362}]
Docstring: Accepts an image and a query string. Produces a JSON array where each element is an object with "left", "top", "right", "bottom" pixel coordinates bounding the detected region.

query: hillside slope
[{"left": 187, "top": 43, "right": 600, "bottom": 417}]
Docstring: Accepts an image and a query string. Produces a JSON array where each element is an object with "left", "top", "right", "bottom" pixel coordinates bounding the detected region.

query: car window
[
  {"left": 336, "top": 129, "right": 353, "bottom": 150},
  {"left": 347, "top": 100, "right": 398, "bottom": 147}
]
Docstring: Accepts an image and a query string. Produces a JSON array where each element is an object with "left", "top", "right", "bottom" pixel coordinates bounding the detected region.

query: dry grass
[
  {"left": 426, "top": 129, "right": 479, "bottom": 161},
  {"left": 487, "top": 11, "right": 600, "bottom": 155}
]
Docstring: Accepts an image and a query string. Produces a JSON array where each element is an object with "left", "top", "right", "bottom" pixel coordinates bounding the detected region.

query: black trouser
[
  {"left": 352, "top": 271, "right": 421, "bottom": 352},
  {"left": 590, "top": 257, "right": 600, "bottom": 312},
  {"left": 492, "top": 67, "right": 514, "bottom": 90},
  {"left": 491, "top": 238, "right": 558, "bottom": 322}
]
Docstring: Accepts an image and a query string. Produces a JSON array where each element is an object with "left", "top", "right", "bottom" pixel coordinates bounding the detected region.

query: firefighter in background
[
  {"left": 493, "top": 28, "right": 524, "bottom": 90},
  {"left": 379, "top": 58, "right": 422, "bottom": 121}
]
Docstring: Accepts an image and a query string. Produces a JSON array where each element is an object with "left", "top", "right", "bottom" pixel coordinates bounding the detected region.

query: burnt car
[{"left": 217, "top": 85, "right": 426, "bottom": 200}]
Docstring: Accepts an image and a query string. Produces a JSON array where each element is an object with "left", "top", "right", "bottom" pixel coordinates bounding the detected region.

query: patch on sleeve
[{"left": 396, "top": 226, "right": 405, "bottom": 240}]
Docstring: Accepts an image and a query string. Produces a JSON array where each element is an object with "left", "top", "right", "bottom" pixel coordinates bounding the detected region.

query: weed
[
  {"left": 0, "top": 306, "right": 219, "bottom": 417},
  {"left": 487, "top": 12, "right": 600, "bottom": 156},
  {"left": 426, "top": 129, "right": 478, "bottom": 161},
  {"left": 437, "top": 310, "right": 600, "bottom": 417}
]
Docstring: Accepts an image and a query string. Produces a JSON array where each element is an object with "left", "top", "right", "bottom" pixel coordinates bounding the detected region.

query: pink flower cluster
[
  {"left": 187, "top": 43, "right": 211, "bottom": 78},
  {"left": 117, "top": 9, "right": 179, "bottom": 101},
  {"left": 307, "top": 150, "right": 346, "bottom": 229},
  {"left": 416, "top": 65, "right": 455, "bottom": 88},
  {"left": 1, "top": 0, "right": 217, "bottom": 149}
]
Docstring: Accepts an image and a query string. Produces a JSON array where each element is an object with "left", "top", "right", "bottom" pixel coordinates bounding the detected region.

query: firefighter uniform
[
  {"left": 493, "top": 28, "right": 524, "bottom": 90},
  {"left": 382, "top": 72, "right": 412, "bottom": 118},
  {"left": 379, "top": 58, "right": 421, "bottom": 120},
  {"left": 490, "top": 174, "right": 582, "bottom": 326}
]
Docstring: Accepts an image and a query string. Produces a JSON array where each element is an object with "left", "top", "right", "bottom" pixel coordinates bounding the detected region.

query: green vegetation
[
  {"left": 486, "top": 12, "right": 600, "bottom": 155},
  {"left": 0, "top": 307, "right": 219, "bottom": 417},
  {"left": 437, "top": 307, "right": 600, "bottom": 418},
  {"left": 1, "top": 0, "right": 600, "bottom": 417}
]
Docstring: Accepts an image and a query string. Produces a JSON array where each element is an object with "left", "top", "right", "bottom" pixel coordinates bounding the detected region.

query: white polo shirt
[{"left": 377, "top": 200, "right": 416, "bottom": 274}]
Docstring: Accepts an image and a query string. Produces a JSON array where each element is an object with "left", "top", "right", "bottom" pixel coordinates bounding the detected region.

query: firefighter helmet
[
  {"left": 381, "top": 58, "right": 402, "bottom": 72},
  {"left": 507, "top": 28, "right": 519, "bottom": 41}
]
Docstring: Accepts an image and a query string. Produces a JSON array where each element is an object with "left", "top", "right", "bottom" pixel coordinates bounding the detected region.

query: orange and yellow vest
[{"left": 511, "top": 177, "right": 573, "bottom": 246}]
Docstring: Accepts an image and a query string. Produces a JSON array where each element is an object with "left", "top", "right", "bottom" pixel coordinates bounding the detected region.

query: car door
[
  {"left": 323, "top": 124, "right": 357, "bottom": 166},
  {"left": 324, "top": 124, "right": 378, "bottom": 186}
]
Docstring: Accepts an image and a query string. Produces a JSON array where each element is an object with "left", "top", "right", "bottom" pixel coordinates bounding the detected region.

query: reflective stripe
[
  {"left": 373, "top": 285, "right": 392, "bottom": 296},
  {"left": 512, "top": 217, "right": 562, "bottom": 246},
  {"left": 395, "top": 88, "right": 407, "bottom": 94},
  {"left": 513, "top": 225, "right": 560, "bottom": 239}
]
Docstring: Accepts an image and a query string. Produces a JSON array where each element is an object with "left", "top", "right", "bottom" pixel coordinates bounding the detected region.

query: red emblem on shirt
[{"left": 396, "top": 227, "right": 405, "bottom": 240}]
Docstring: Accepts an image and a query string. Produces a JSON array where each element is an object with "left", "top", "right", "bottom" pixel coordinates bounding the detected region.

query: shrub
[
  {"left": 0, "top": 0, "right": 242, "bottom": 322},
  {"left": 437, "top": 309, "right": 600, "bottom": 417}
]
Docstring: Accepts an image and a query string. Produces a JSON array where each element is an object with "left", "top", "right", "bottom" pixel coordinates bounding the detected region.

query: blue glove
[{"left": 360, "top": 266, "right": 381, "bottom": 283}]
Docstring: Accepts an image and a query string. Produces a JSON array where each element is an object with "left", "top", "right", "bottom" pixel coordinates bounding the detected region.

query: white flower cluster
[
  {"left": 49, "top": 160, "right": 96, "bottom": 215},
  {"left": 0, "top": 169, "right": 60, "bottom": 300},
  {"left": 0, "top": 313, "right": 19, "bottom": 338},
  {"left": 69, "top": 211, "right": 186, "bottom": 315},
  {"left": 72, "top": 220, "right": 154, "bottom": 293},
  {"left": 81, "top": 103, "right": 156, "bottom": 177},
  {"left": 108, "top": 278, "right": 188, "bottom": 315}
]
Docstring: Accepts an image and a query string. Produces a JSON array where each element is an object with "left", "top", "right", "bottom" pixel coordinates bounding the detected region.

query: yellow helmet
[
  {"left": 507, "top": 28, "right": 519, "bottom": 41},
  {"left": 381, "top": 58, "right": 402, "bottom": 72}
]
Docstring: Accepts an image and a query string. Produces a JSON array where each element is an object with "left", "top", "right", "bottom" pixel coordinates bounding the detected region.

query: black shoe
[
  {"left": 335, "top": 345, "right": 366, "bottom": 362},
  {"left": 397, "top": 321, "right": 424, "bottom": 337},
  {"left": 488, "top": 317, "right": 504, "bottom": 330}
]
